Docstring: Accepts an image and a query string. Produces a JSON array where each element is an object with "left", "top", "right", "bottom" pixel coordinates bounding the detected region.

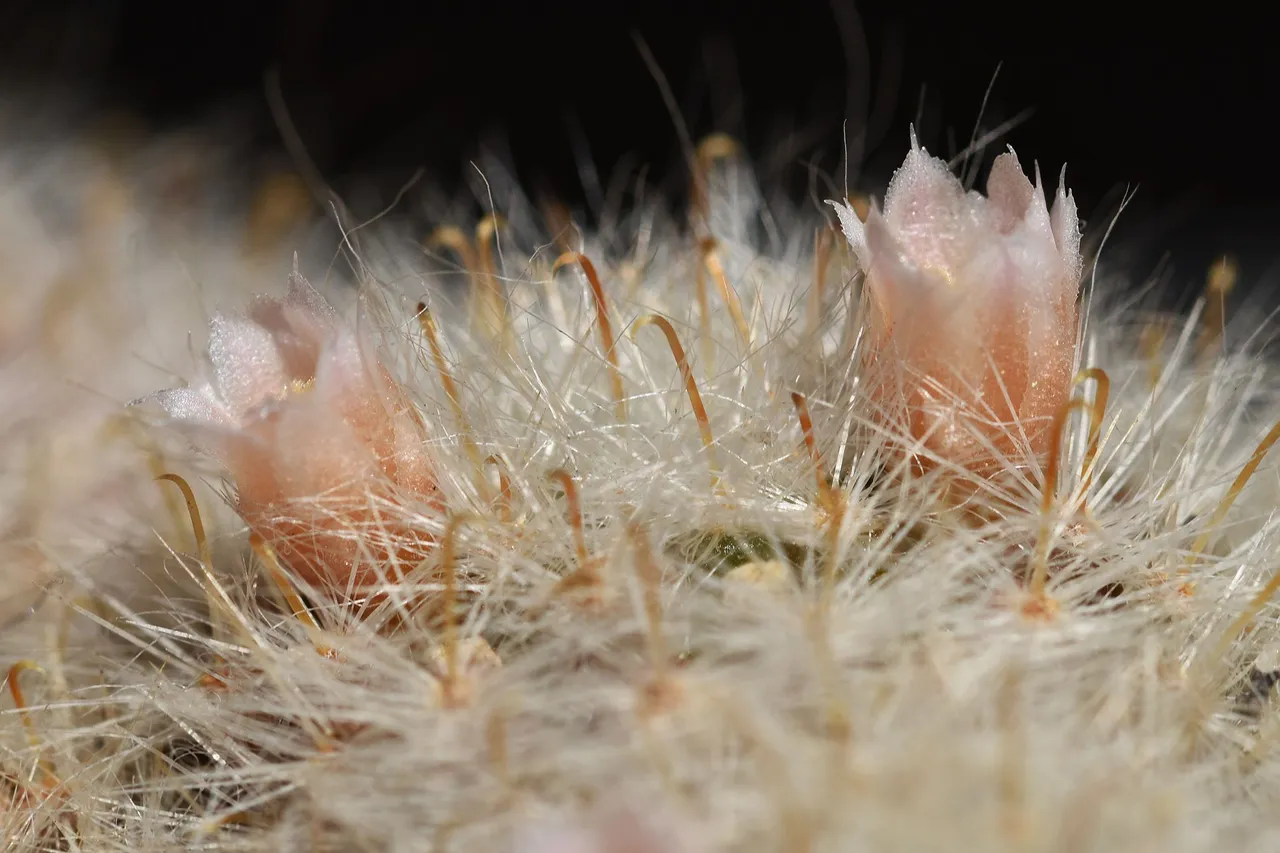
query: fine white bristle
[{"left": 4, "top": 110, "right": 1280, "bottom": 853}]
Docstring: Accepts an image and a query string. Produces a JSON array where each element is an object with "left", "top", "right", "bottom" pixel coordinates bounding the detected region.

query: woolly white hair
[{"left": 4, "top": 106, "right": 1280, "bottom": 853}]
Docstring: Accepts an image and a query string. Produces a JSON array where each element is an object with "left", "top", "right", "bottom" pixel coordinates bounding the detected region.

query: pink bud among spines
[
  {"left": 829, "top": 136, "right": 1082, "bottom": 475},
  {"left": 146, "top": 271, "right": 441, "bottom": 592}
]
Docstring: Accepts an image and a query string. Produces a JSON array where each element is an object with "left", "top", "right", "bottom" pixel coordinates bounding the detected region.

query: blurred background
[{"left": 1, "top": 0, "right": 1276, "bottom": 297}]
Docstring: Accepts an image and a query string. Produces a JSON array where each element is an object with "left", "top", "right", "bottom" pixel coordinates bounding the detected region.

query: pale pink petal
[
  {"left": 246, "top": 299, "right": 323, "bottom": 382},
  {"left": 312, "top": 328, "right": 386, "bottom": 437},
  {"left": 148, "top": 385, "right": 232, "bottom": 426},
  {"left": 985, "top": 150, "right": 1034, "bottom": 233},
  {"left": 880, "top": 145, "right": 985, "bottom": 274},
  {"left": 246, "top": 274, "right": 340, "bottom": 382},
  {"left": 274, "top": 405, "right": 373, "bottom": 498},
  {"left": 284, "top": 269, "right": 341, "bottom": 326},
  {"left": 1023, "top": 179, "right": 1055, "bottom": 246},
  {"left": 827, "top": 198, "right": 868, "bottom": 266},
  {"left": 1049, "top": 169, "right": 1082, "bottom": 282},
  {"left": 207, "top": 314, "right": 288, "bottom": 414},
  {"left": 862, "top": 203, "right": 955, "bottom": 332}
]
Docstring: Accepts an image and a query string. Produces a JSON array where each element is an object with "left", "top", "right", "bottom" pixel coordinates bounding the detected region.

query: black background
[{"left": 3, "top": 0, "right": 1277, "bottom": 291}]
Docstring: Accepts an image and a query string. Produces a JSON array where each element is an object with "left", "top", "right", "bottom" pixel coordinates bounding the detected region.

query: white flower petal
[
  {"left": 207, "top": 314, "right": 288, "bottom": 415},
  {"left": 1050, "top": 172, "right": 1082, "bottom": 282},
  {"left": 144, "top": 385, "right": 232, "bottom": 426},
  {"left": 285, "top": 270, "right": 341, "bottom": 326},
  {"left": 986, "top": 151, "right": 1034, "bottom": 233},
  {"left": 826, "top": 198, "right": 867, "bottom": 266}
]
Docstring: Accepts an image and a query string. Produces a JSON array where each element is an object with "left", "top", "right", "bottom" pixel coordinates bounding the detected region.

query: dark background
[{"left": 3, "top": 0, "right": 1277, "bottom": 293}]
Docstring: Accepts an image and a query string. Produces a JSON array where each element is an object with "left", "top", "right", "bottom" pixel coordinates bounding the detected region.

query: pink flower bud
[
  {"left": 829, "top": 136, "right": 1082, "bottom": 475},
  {"left": 146, "top": 271, "right": 441, "bottom": 592}
]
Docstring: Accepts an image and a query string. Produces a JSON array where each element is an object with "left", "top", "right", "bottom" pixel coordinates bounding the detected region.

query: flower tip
[
  {"left": 141, "top": 268, "right": 443, "bottom": 592},
  {"left": 826, "top": 198, "right": 867, "bottom": 263},
  {"left": 846, "top": 143, "right": 1085, "bottom": 474}
]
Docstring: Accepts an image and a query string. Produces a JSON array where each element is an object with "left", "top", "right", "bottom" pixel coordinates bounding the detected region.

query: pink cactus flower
[
  {"left": 829, "top": 135, "right": 1083, "bottom": 476},
  {"left": 145, "top": 270, "right": 441, "bottom": 593}
]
